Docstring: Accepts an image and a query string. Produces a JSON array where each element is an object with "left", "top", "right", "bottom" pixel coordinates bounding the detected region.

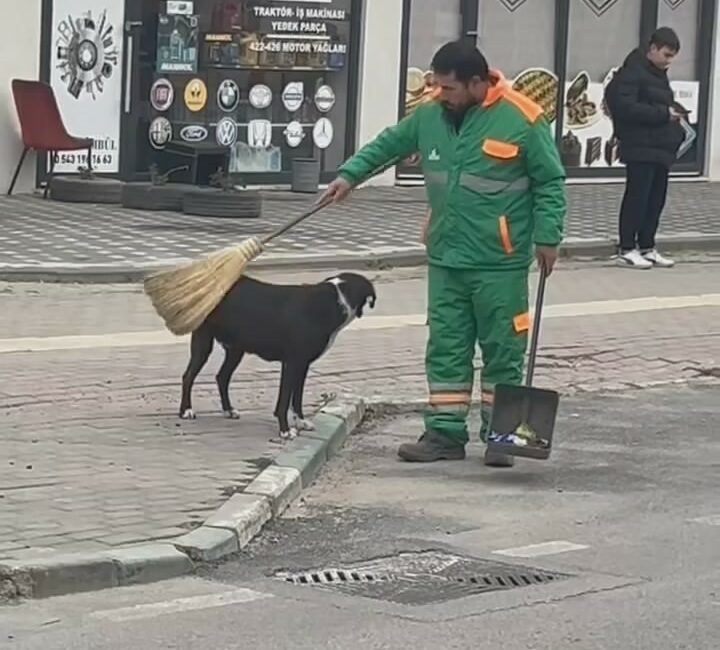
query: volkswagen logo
[
  {"left": 180, "top": 125, "right": 208, "bottom": 142},
  {"left": 216, "top": 117, "right": 238, "bottom": 147}
]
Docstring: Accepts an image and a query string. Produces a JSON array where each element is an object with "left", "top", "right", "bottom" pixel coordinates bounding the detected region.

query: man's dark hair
[
  {"left": 431, "top": 40, "right": 490, "bottom": 83},
  {"left": 649, "top": 27, "right": 680, "bottom": 52}
]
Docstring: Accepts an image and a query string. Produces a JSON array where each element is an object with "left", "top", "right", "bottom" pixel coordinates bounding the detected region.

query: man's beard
[{"left": 442, "top": 102, "right": 471, "bottom": 130}]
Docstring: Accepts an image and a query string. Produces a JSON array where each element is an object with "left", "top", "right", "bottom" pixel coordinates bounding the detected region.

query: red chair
[{"left": 8, "top": 79, "right": 94, "bottom": 197}]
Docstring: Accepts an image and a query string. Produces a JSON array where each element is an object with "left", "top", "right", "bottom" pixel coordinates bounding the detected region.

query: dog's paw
[
  {"left": 180, "top": 409, "right": 196, "bottom": 420},
  {"left": 224, "top": 409, "right": 241, "bottom": 420},
  {"left": 294, "top": 418, "right": 315, "bottom": 432},
  {"left": 279, "top": 427, "right": 298, "bottom": 441},
  {"left": 290, "top": 411, "right": 315, "bottom": 431}
]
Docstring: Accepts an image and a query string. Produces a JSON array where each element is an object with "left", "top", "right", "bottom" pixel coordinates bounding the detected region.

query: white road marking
[
  {"left": 0, "top": 293, "right": 718, "bottom": 354},
  {"left": 88, "top": 588, "right": 272, "bottom": 623},
  {"left": 493, "top": 541, "right": 590, "bottom": 558},
  {"left": 690, "top": 515, "right": 720, "bottom": 525}
]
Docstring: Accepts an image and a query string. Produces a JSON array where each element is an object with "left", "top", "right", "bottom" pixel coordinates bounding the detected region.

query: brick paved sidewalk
[
  {"left": 0, "top": 181, "right": 719, "bottom": 277},
  {"left": 0, "top": 264, "right": 718, "bottom": 559}
]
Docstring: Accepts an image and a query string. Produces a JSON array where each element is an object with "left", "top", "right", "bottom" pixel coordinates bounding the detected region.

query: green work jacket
[{"left": 338, "top": 76, "right": 567, "bottom": 271}]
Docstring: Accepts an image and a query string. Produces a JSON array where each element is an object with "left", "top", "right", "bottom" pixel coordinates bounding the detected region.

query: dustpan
[{"left": 486, "top": 265, "right": 559, "bottom": 460}]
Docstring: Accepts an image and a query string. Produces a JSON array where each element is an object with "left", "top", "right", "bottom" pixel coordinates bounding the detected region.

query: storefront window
[
  {"left": 395, "top": 0, "right": 713, "bottom": 182},
  {"left": 658, "top": 0, "right": 699, "bottom": 80},
  {"left": 658, "top": 0, "right": 702, "bottom": 167},
  {"left": 560, "top": 0, "right": 642, "bottom": 171},
  {"left": 476, "top": 0, "right": 556, "bottom": 78},
  {"left": 397, "top": 0, "right": 462, "bottom": 178},
  {"left": 477, "top": 0, "right": 559, "bottom": 136},
  {"left": 129, "top": 0, "right": 354, "bottom": 181}
]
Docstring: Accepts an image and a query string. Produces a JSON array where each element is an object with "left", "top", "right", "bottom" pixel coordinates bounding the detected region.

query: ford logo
[{"left": 180, "top": 125, "right": 208, "bottom": 142}]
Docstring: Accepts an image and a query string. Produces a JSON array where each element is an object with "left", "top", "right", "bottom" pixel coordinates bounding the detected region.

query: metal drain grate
[{"left": 275, "top": 551, "right": 570, "bottom": 605}]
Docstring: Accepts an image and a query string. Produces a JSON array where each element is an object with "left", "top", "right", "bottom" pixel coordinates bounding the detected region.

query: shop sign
[
  {"left": 248, "top": 119, "right": 273, "bottom": 149},
  {"left": 284, "top": 121, "right": 305, "bottom": 147},
  {"left": 216, "top": 117, "right": 238, "bottom": 147},
  {"left": 249, "top": 84, "right": 273, "bottom": 110},
  {"left": 180, "top": 125, "right": 208, "bottom": 142},
  {"left": 157, "top": 13, "right": 199, "bottom": 73},
  {"left": 167, "top": 1, "right": 194, "bottom": 14},
  {"left": 247, "top": 1, "right": 350, "bottom": 67},
  {"left": 282, "top": 82, "right": 304, "bottom": 112},
  {"left": 49, "top": 1, "right": 124, "bottom": 173},
  {"left": 314, "top": 85, "right": 336, "bottom": 113},
  {"left": 150, "top": 78, "right": 175, "bottom": 112},
  {"left": 217, "top": 79, "right": 240, "bottom": 112},
  {"left": 313, "top": 118, "right": 334, "bottom": 149},
  {"left": 184, "top": 78, "right": 207, "bottom": 111},
  {"left": 149, "top": 117, "right": 173, "bottom": 149}
]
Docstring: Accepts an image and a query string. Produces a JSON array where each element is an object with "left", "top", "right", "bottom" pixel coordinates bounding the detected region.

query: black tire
[
  {"left": 121, "top": 182, "right": 195, "bottom": 211},
  {"left": 49, "top": 176, "right": 124, "bottom": 204},
  {"left": 182, "top": 188, "right": 262, "bottom": 218}
]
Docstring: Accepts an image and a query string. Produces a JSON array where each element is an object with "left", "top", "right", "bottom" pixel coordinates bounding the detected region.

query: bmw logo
[{"left": 217, "top": 79, "right": 240, "bottom": 112}]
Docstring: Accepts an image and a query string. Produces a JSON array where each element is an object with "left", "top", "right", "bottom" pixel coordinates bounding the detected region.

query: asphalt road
[
  {"left": 0, "top": 257, "right": 718, "bottom": 649},
  {"left": 1, "top": 385, "right": 718, "bottom": 650}
]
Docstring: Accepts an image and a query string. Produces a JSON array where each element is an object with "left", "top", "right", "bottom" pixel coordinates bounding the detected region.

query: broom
[{"left": 144, "top": 160, "right": 399, "bottom": 336}]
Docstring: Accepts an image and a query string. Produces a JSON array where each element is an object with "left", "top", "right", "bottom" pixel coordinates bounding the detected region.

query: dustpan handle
[
  {"left": 260, "top": 157, "right": 401, "bottom": 246},
  {"left": 525, "top": 263, "right": 548, "bottom": 387}
]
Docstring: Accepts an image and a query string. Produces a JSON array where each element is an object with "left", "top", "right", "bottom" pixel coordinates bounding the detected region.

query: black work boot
[{"left": 398, "top": 431, "right": 466, "bottom": 463}]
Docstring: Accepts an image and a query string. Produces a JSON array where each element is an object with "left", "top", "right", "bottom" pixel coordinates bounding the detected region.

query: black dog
[{"left": 179, "top": 272, "right": 376, "bottom": 439}]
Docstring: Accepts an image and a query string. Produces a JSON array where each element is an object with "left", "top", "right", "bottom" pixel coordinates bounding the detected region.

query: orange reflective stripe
[
  {"left": 480, "top": 391, "right": 495, "bottom": 405},
  {"left": 429, "top": 393, "right": 472, "bottom": 406},
  {"left": 482, "top": 139, "right": 519, "bottom": 160},
  {"left": 499, "top": 216, "right": 514, "bottom": 254},
  {"left": 513, "top": 312, "right": 530, "bottom": 333}
]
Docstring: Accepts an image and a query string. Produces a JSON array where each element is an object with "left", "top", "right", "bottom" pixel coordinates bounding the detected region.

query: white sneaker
[
  {"left": 616, "top": 249, "right": 653, "bottom": 269},
  {"left": 642, "top": 249, "right": 675, "bottom": 268}
]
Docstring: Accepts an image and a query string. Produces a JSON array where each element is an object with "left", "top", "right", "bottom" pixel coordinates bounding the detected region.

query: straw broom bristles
[{"left": 144, "top": 236, "right": 265, "bottom": 336}]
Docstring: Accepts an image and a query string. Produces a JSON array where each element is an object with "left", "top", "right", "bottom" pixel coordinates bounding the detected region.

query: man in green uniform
[{"left": 321, "top": 41, "right": 566, "bottom": 466}]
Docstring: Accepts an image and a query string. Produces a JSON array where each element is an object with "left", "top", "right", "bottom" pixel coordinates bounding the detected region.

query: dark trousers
[{"left": 618, "top": 161, "right": 670, "bottom": 252}]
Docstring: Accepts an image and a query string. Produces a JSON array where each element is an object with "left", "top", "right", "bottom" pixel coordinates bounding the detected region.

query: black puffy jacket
[{"left": 609, "top": 48, "right": 684, "bottom": 167}]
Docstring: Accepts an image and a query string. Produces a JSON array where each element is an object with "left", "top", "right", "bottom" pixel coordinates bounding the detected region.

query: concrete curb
[
  {"left": 1, "top": 234, "right": 718, "bottom": 283},
  {"left": 0, "top": 397, "right": 366, "bottom": 601}
]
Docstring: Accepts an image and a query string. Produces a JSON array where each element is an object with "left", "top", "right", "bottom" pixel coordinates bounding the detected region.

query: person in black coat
[{"left": 609, "top": 28, "right": 685, "bottom": 269}]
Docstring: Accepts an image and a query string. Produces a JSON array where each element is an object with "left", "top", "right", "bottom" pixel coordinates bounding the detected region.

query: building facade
[{"left": 0, "top": 0, "right": 718, "bottom": 193}]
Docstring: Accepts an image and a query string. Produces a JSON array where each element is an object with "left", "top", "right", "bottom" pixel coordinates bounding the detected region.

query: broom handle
[
  {"left": 260, "top": 157, "right": 401, "bottom": 246},
  {"left": 525, "top": 263, "right": 548, "bottom": 387},
  {"left": 260, "top": 199, "right": 333, "bottom": 244}
]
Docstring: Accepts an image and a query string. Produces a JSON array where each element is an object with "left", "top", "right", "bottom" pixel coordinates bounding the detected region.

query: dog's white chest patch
[{"left": 320, "top": 278, "right": 355, "bottom": 357}]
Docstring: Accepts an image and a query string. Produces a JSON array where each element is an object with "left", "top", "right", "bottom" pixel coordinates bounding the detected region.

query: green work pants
[{"left": 424, "top": 264, "right": 530, "bottom": 444}]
